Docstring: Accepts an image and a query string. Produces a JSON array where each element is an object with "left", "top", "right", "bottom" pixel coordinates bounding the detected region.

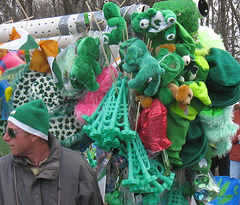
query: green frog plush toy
[
  {"left": 70, "top": 37, "right": 102, "bottom": 92},
  {"left": 101, "top": 2, "right": 127, "bottom": 45},
  {"left": 120, "top": 37, "right": 165, "bottom": 97}
]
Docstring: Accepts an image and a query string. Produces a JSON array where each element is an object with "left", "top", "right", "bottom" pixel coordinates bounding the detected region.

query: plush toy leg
[
  {"left": 128, "top": 70, "right": 160, "bottom": 96},
  {"left": 166, "top": 109, "right": 190, "bottom": 166},
  {"left": 144, "top": 79, "right": 161, "bottom": 96}
]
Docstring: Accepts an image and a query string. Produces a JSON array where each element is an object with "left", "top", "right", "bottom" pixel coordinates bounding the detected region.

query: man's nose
[{"left": 2, "top": 132, "right": 10, "bottom": 141}]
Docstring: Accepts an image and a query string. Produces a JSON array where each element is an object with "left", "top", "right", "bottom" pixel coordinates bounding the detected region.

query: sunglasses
[{"left": 5, "top": 128, "right": 25, "bottom": 138}]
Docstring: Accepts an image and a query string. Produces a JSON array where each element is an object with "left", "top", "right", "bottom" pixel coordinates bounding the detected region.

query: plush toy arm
[
  {"left": 102, "top": 17, "right": 126, "bottom": 45},
  {"left": 128, "top": 63, "right": 164, "bottom": 96},
  {"left": 162, "top": 10, "right": 177, "bottom": 25},
  {"left": 70, "top": 57, "right": 100, "bottom": 92},
  {"left": 128, "top": 69, "right": 152, "bottom": 88},
  {"left": 144, "top": 76, "right": 161, "bottom": 96},
  {"left": 72, "top": 63, "right": 100, "bottom": 92},
  {"left": 120, "top": 37, "right": 139, "bottom": 49},
  {"left": 93, "top": 60, "right": 102, "bottom": 75},
  {"left": 147, "top": 8, "right": 157, "bottom": 18},
  {"left": 164, "top": 25, "right": 176, "bottom": 41},
  {"left": 107, "top": 17, "right": 123, "bottom": 27}
]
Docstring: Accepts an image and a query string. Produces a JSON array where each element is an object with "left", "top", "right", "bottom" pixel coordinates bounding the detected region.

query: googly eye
[
  {"left": 139, "top": 19, "right": 150, "bottom": 29},
  {"left": 193, "top": 0, "right": 209, "bottom": 17}
]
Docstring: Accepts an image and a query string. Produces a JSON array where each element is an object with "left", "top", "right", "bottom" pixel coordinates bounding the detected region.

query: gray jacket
[{"left": 0, "top": 133, "right": 104, "bottom": 205}]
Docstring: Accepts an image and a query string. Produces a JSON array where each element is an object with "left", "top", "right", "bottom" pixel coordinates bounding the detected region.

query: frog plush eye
[
  {"left": 139, "top": 19, "right": 150, "bottom": 30},
  {"left": 167, "top": 17, "right": 176, "bottom": 25},
  {"left": 193, "top": 0, "right": 209, "bottom": 17}
]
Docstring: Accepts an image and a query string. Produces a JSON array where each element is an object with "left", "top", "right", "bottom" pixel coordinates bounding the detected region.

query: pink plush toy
[
  {"left": 74, "top": 66, "right": 118, "bottom": 123},
  {"left": 0, "top": 51, "right": 25, "bottom": 76}
]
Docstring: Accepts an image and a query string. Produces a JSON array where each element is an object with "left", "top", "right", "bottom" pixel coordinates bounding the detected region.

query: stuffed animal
[
  {"left": 101, "top": 2, "right": 127, "bottom": 45},
  {"left": 135, "top": 93, "right": 153, "bottom": 109},
  {"left": 131, "top": 11, "right": 151, "bottom": 34},
  {"left": 131, "top": 8, "right": 177, "bottom": 42},
  {"left": 0, "top": 51, "right": 25, "bottom": 76},
  {"left": 174, "top": 43, "right": 191, "bottom": 66},
  {"left": 130, "top": 8, "right": 195, "bottom": 55},
  {"left": 120, "top": 37, "right": 165, "bottom": 97},
  {"left": 148, "top": 19, "right": 195, "bottom": 55},
  {"left": 147, "top": 8, "right": 177, "bottom": 41},
  {"left": 75, "top": 66, "right": 118, "bottom": 123},
  {"left": 153, "top": 42, "right": 197, "bottom": 116},
  {"left": 70, "top": 37, "right": 102, "bottom": 92},
  {"left": 154, "top": 43, "right": 191, "bottom": 105},
  {"left": 168, "top": 83, "right": 193, "bottom": 111},
  {"left": 155, "top": 43, "right": 191, "bottom": 68},
  {"left": 0, "top": 79, "right": 12, "bottom": 102},
  {"left": 153, "top": 0, "right": 209, "bottom": 37}
]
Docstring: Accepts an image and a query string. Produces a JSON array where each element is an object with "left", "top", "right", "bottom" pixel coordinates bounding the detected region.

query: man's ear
[{"left": 31, "top": 134, "right": 39, "bottom": 142}]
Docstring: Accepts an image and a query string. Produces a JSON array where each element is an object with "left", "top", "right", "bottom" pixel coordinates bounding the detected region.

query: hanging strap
[
  {"left": 13, "top": 165, "right": 20, "bottom": 205},
  {"left": 58, "top": 172, "right": 61, "bottom": 205}
]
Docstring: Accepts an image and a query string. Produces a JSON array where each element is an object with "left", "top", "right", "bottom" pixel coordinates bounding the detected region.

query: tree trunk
[{"left": 62, "top": 0, "right": 72, "bottom": 15}]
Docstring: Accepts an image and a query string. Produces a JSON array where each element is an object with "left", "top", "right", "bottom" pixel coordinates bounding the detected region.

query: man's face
[{"left": 3, "top": 121, "right": 33, "bottom": 157}]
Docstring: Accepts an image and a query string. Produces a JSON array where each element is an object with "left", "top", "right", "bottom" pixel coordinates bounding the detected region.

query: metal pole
[{"left": 0, "top": 4, "right": 149, "bottom": 46}]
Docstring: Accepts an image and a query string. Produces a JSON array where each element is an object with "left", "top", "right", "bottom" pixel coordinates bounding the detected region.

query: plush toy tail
[{"left": 74, "top": 66, "right": 118, "bottom": 123}]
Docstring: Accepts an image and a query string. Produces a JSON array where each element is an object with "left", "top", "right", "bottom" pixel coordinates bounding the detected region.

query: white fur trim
[{"left": 8, "top": 116, "right": 48, "bottom": 140}]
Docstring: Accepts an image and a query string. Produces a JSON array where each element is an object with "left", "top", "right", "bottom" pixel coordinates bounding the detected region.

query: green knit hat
[{"left": 8, "top": 99, "right": 49, "bottom": 140}]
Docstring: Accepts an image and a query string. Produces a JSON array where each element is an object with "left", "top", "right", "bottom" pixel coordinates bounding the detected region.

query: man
[{"left": 0, "top": 99, "right": 104, "bottom": 205}]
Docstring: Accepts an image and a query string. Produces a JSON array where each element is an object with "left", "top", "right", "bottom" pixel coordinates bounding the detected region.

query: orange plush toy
[
  {"left": 167, "top": 83, "right": 193, "bottom": 110},
  {"left": 135, "top": 93, "right": 153, "bottom": 109}
]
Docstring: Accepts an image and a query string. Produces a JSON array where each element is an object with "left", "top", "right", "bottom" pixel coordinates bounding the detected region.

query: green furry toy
[
  {"left": 101, "top": 2, "right": 127, "bottom": 45},
  {"left": 120, "top": 37, "right": 165, "bottom": 97},
  {"left": 155, "top": 43, "right": 191, "bottom": 105},
  {"left": 147, "top": 8, "right": 177, "bottom": 41},
  {"left": 131, "top": 7, "right": 196, "bottom": 55},
  {"left": 131, "top": 11, "right": 151, "bottom": 34},
  {"left": 153, "top": 0, "right": 209, "bottom": 37},
  {"left": 70, "top": 37, "right": 102, "bottom": 92}
]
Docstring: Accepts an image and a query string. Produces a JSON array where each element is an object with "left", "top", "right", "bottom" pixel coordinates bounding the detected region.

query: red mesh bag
[{"left": 137, "top": 99, "right": 172, "bottom": 153}]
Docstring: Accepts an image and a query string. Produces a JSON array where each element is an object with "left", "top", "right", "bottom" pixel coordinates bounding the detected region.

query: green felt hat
[
  {"left": 188, "top": 143, "right": 214, "bottom": 174},
  {"left": 173, "top": 115, "right": 208, "bottom": 170},
  {"left": 8, "top": 99, "right": 49, "bottom": 140},
  {"left": 205, "top": 48, "right": 240, "bottom": 107}
]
